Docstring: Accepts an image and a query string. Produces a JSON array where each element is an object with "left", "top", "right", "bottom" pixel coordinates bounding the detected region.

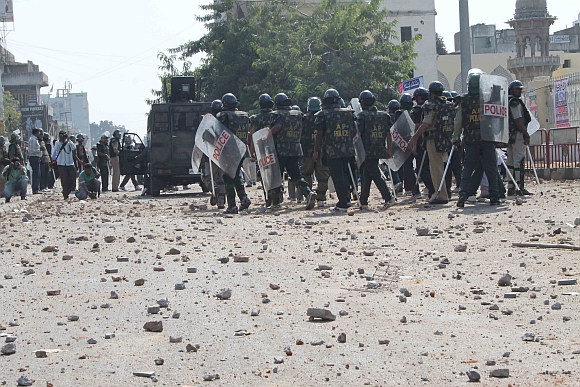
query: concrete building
[
  {"left": 506, "top": 0, "right": 560, "bottom": 83},
  {"left": 41, "top": 90, "right": 90, "bottom": 143},
  {"left": 380, "top": 0, "right": 438, "bottom": 85},
  {"left": 1, "top": 60, "right": 54, "bottom": 139}
]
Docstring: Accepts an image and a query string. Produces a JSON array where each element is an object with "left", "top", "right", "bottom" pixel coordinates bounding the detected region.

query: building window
[
  {"left": 563, "top": 59, "right": 571, "bottom": 68},
  {"left": 401, "top": 26, "right": 412, "bottom": 42}
]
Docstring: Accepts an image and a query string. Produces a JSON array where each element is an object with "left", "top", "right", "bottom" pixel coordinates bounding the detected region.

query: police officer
[
  {"left": 75, "top": 134, "right": 89, "bottom": 173},
  {"left": 356, "top": 90, "right": 396, "bottom": 210},
  {"left": 409, "top": 81, "right": 455, "bottom": 205},
  {"left": 217, "top": 93, "right": 252, "bottom": 214},
  {"left": 109, "top": 129, "right": 122, "bottom": 191},
  {"left": 411, "top": 87, "right": 435, "bottom": 198},
  {"left": 395, "top": 93, "right": 421, "bottom": 197},
  {"left": 301, "top": 97, "right": 330, "bottom": 207},
  {"left": 96, "top": 133, "right": 110, "bottom": 192},
  {"left": 8, "top": 132, "right": 23, "bottom": 161},
  {"left": 200, "top": 99, "right": 226, "bottom": 208},
  {"left": 507, "top": 80, "right": 532, "bottom": 196},
  {"left": 269, "top": 93, "right": 316, "bottom": 210},
  {"left": 249, "top": 94, "right": 274, "bottom": 205},
  {"left": 313, "top": 89, "right": 356, "bottom": 212},
  {"left": 454, "top": 69, "right": 501, "bottom": 207}
]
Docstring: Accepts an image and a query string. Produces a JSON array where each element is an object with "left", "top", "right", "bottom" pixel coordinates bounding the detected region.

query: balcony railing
[{"left": 508, "top": 55, "right": 561, "bottom": 68}]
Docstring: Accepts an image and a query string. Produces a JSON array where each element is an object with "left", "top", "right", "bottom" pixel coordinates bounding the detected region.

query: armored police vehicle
[{"left": 119, "top": 77, "right": 211, "bottom": 196}]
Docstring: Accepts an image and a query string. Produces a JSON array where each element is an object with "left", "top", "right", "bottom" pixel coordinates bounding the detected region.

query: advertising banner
[
  {"left": 398, "top": 76, "right": 424, "bottom": 95},
  {"left": 554, "top": 78, "right": 570, "bottom": 129}
]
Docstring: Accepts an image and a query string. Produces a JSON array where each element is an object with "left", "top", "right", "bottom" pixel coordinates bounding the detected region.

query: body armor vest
[
  {"left": 460, "top": 94, "right": 482, "bottom": 145},
  {"left": 272, "top": 108, "right": 303, "bottom": 157},
  {"left": 427, "top": 97, "right": 456, "bottom": 152},
  {"left": 219, "top": 110, "right": 250, "bottom": 145},
  {"left": 250, "top": 110, "right": 272, "bottom": 132},
  {"left": 315, "top": 107, "right": 355, "bottom": 159},
  {"left": 358, "top": 109, "right": 391, "bottom": 159},
  {"left": 301, "top": 112, "right": 317, "bottom": 158}
]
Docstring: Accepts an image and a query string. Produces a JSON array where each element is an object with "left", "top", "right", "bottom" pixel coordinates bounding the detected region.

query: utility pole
[{"left": 459, "top": 0, "right": 472, "bottom": 94}]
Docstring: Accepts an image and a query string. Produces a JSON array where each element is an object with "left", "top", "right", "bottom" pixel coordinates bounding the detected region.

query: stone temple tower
[{"left": 507, "top": 0, "right": 560, "bottom": 84}]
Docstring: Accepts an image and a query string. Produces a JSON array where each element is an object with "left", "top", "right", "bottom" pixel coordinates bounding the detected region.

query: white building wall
[
  {"left": 381, "top": 0, "right": 438, "bottom": 85},
  {"left": 40, "top": 92, "right": 90, "bottom": 137}
]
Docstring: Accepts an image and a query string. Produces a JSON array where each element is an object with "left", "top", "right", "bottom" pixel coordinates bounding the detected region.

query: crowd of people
[
  {"left": 1, "top": 68, "right": 535, "bottom": 211},
  {"left": 198, "top": 68, "right": 534, "bottom": 214}
]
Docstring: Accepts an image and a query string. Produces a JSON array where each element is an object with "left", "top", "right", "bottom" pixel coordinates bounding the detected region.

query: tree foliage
[
  {"left": 436, "top": 33, "right": 448, "bottom": 55},
  {"left": 153, "top": 0, "right": 417, "bottom": 111},
  {"left": 89, "top": 120, "right": 126, "bottom": 144},
  {"left": 1, "top": 91, "right": 22, "bottom": 137}
]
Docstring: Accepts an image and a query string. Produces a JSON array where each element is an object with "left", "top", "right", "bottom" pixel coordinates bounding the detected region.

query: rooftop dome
[{"left": 514, "top": 0, "right": 549, "bottom": 19}]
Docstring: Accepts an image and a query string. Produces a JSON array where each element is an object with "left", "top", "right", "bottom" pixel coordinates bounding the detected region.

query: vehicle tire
[{"left": 150, "top": 176, "right": 161, "bottom": 197}]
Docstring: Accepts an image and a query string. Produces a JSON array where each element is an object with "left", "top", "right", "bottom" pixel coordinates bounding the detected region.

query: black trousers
[
  {"left": 360, "top": 158, "right": 392, "bottom": 205},
  {"left": 58, "top": 165, "right": 77, "bottom": 199},
  {"left": 40, "top": 162, "right": 54, "bottom": 189},
  {"left": 223, "top": 161, "right": 247, "bottom": 208},
  {"left": 98, "top": 163, "right": 109, "bottom": 191},
  {"left": 460, "top": 142, "right": 499, "bottom": 200},
  {"left": 269, "top": 156, "right": 311, "bottom": 204},
  {"left": 121, "top": 174, "right": 138, "bottom": 188},
  {"left": 327, "top": 157, "right": 352, "bottom": 209}
]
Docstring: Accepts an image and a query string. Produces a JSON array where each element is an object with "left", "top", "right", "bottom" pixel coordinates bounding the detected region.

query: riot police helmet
[
  {"left": 291, "top": 105, "right": 301, "bottom": 111},
  {"left": 112, "top": 129, "right": 121, "bottom": 137},
  {"left": 0, "top": 136, "right": 5, "bottom": 146},
  {"left": 258, "top": 93, "right": 274, "bottom": 109},
  {"left": 42, "top": 132, "right": 50, "bottom": 142},
  {"left": 10, "top": 132, "right": 20, "bottom": 142},
  {"left": 450, "top": 91, "right": 459, "bottom": 98},
  {"left": 76, "top": 134, "right": 85, "bottom": 141},
  {"left": 221, "top": 93, "right": 239, "bottom": 110},
  {"left": 307, "top": 97, "right": 322, "bottom": 112},
  {"left": 399, "top": 93, "right": 413, "bottom": 110},
  {"left": 322, "top": 89, "right": 340, "bottom": 105},
  {"left": 508, "top": 80, "right": 524, "bottom": 92},
  {"left": 359, "top": 90, "right": 376, "bottom": 107},
  {"left": 442, "top": 91, "right": 452, "bottom": 99},
  {"left": 101, "top": 132, "right": 110, "bottom": 140},
  {"left": 413, "top": 87, "right": 429, "bottom": 101},
  {"left": 387, "top": 100, "right": 401, "bottom": 114},
  {"left": 274, "top": 93, "right": 292, "bottom": 107},
  {"left": 428, "top": 81, "right": 445, "bottom": 96},
  {"left": 211, "top": 99, "right": 223, "bottom": 115},
  {"left": 467, "top": 69, "right": 484, "bottom": 95}
]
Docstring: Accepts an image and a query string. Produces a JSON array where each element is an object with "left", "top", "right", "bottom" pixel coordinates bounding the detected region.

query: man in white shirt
[
  {"left": 28, "top": 128, "right": 45, "bottom": 194},
  {"left": 51, "top": 131, "right": 77, "bottom": 199}
]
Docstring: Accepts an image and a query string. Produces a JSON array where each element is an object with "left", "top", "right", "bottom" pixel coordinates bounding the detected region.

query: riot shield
[
  {"left": 386, "top": 110, "right": 414, "bottom": 172},
  {"left": 349, "top": 98, "right": 366, "bottom": 168},
  {"left": 253, "top": 128, "right": 282, "bottom": 192},
  {"left": 191, "top": 145, "right": 204, "bottom": 173},
  {"left": 480, "top": 75, "right": 509, "bottom": 144},
  {"left": 194, "top": 114, "right": 247, "bottom": 179}
]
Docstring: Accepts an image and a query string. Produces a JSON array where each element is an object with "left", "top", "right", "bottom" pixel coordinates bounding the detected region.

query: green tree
[
  {"left": 153, "top": 0, "right": 417, "bottom": 111},
  {"left": 436, "top": 33, "right": 448, "bottom": 55},
  {"left": 89, "top": 120, "right": 126, "bottom": 145},
  {"left": 1, "top": 91, "right": 21, "bottom": 137}
]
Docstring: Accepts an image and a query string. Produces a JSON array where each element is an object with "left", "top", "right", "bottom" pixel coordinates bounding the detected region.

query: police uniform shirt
[{"left": 509, "top": 96, "right": 524, "bottom": 121}]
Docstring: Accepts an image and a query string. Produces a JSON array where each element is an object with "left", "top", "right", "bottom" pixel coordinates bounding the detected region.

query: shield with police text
[
  {"left": 253, "top": 128, "right": 282, "bottom": 192},
  {"left": 385, "top": 110, "right": 414, "bottom": 172},
  {"left": 195, "top": 113, "right": 247, "bottom": 179},
  {"left": 480, "top": 74, "right": 509, "bottom": 144},
  {"left": 349, "top": 98, "right": 367, "bottom": 168}
]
